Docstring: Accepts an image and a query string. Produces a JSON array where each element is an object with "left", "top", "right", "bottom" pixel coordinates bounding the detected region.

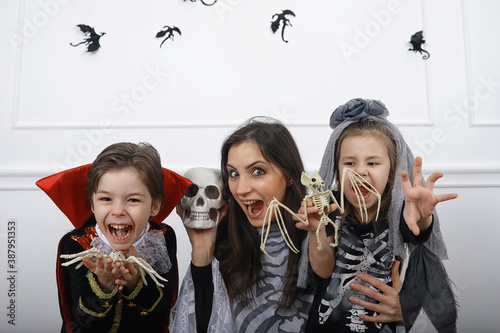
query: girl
[
  {"left": 303, "top": 99, "right": 457, "bottom": 332},
  {"left": 37, "top": 142, "right": 192, "bottom": 333}
]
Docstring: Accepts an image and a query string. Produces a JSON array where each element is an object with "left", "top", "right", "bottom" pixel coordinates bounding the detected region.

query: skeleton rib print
[{"left": 318, "top": 217, "right": 394, "bottom": 332}]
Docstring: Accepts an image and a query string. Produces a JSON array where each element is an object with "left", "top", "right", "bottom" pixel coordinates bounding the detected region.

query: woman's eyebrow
[{"left": 227, "top": 160, "right": 268, "bottom": 170}]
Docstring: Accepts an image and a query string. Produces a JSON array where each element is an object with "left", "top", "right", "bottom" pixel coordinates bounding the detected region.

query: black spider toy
[
  {"left": 271, "top": 9, "right": 295, "bottom": 43},
  {"left": 70, "top": 24, "right": 105, "bottom": 52},
  {"left": 408, "top": 31, "right": 430, "bottom": 59},
  {"left": 156, "top": 26, "right": 182, "bottom": 48}
]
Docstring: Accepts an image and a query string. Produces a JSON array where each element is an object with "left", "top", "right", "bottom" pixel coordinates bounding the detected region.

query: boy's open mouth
[
  {"left": 242, "top": 200, "right": 265, "bottom": 218},
  {"left": 109, "top": 224, "right": 132, "bottom": 240}
]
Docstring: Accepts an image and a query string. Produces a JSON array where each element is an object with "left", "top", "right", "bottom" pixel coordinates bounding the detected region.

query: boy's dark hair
[{"left": 85, "top": 142, "right": 164, "bottom": 204}]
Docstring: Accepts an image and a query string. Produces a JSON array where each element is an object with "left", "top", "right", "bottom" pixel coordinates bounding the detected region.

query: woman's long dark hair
[{"left": 215, "top": 117, "right": 307, "bottom": 309}]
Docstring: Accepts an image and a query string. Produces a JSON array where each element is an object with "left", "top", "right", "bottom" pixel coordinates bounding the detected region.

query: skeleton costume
[
  {"left": 37, "top": 164, "right": 192, "bottom": 333},
  {"left": 169, "top": 224, "right": 315, "bottom": 333},
  {"left": 305, "top": 99, "right": 457, "bottom": 333}
]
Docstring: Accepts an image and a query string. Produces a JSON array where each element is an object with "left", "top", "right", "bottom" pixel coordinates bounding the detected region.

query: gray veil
[{"left": 318, "top": 98, "right": 448, "bottom": 260}]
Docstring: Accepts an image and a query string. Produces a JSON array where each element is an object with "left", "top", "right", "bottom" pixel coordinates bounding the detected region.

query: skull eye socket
[
  {"left": 204, "top": 186, "right": 220, "bottom": 200},
  {"left": 185, "top": 184, "right": 199, "bottom": 198}
]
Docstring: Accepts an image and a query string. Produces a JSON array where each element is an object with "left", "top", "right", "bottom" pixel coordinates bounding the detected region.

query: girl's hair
[
  {"left": 334, "top": 120, "right": 397, "bottom": 232},
  {"left": 216, "top": 117, "right": 307, "bottom": 309},
  {"left": 85, "top": 142, "right": 164, "bottom": 205}
]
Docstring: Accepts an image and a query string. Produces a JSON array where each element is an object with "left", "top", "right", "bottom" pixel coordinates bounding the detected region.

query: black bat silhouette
[
  {"left": 70, "top": 24, "right": 105, "bottom": 52},
  {"left": 156, "top": 26, "right": 182, "bottom": 48},
  {"left": 408, "top": 31, "right": 430, "bottom": 59},
  {"left": 184, "top": 0, "right": 217, "bottom": 6},
  {"left": 271, "top": 9, "right": 295, "bottom": 43}
]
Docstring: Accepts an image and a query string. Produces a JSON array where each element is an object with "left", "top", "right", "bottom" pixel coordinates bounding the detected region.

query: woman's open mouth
[
  {"left": 242, "top": 200, "right": 265, "bottom": 218},
  {"left": 108, "top": 224, "right": 132, "bottom": 241}
]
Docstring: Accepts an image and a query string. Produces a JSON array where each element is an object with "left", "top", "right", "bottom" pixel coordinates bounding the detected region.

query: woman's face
[{"left": 226, "top": 141, "right": 289, "bottom": 228}]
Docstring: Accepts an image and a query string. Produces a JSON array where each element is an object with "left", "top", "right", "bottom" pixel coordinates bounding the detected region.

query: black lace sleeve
[
  {"left": 399, "top": 201, "right": 434, "bottom": 245},
  {"left": 191, "top": 262, "right": 214, "bottom": 333}
]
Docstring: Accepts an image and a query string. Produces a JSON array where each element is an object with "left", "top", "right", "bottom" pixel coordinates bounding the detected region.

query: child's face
[
  {"left": 226, "top": 141, "right": 289, "bottom": 228},
  {"left": 338, "top": 134, "right": 391, "bottom": 221},
  {"left": 91, "top": 167, "right": 160, "bottom": 251}
]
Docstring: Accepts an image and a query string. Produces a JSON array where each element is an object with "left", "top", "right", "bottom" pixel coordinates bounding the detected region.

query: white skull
[{"left": 181, "top": 167, "right": 225, "bottom": 229}]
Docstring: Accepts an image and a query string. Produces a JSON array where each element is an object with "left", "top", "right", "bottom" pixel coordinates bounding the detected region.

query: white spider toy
[
  {"left": 60, "top": 248, "right": 168, "bottom": 288},
  {"left": 261, "top": 168, "right": 381, "bottom": 262}
]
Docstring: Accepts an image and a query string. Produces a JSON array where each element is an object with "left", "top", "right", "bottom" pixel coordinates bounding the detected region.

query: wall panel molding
[
  {"left": 461, "top": 0, "right": 500, "bottom": 127},
  {"left": 11, "top": 119, "right": 436, "bottom": 130},
  {"left": 12, "top": 0, "right": 436, "bottom": 130},
  {"left": 2, "top": 166, "right": 499, "bottom": 190}
]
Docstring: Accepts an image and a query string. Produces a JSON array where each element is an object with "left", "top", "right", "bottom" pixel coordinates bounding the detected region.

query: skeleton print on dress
[
  {"left": 181, "top": 167, "right": 226, "bottom": 229},
  {"left": 317, "top": 216, "right": 394, "bottom": 332}
]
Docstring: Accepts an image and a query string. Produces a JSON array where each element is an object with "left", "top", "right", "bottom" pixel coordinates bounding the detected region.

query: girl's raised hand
[
  {"left": 293, "top": 200, "right": 338, "bottom": 232},
  {"left": 295, "top": 200, "right": 338, "bottom": 278},
  {"left": 401, "top": 156, "right": 458, "bottom": 235}
]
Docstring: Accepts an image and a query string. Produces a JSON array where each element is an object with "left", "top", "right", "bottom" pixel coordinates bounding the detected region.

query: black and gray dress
[
  {"left": 169, "top": 226, "right": 315, "bottom": 333},
  {"left": 306, "top": 213, "right": 433, "bottom": 333}
]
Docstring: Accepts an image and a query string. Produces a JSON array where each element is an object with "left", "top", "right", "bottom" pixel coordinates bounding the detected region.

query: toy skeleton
[
  {"left": 261, "top": 168, "right": 381, "bottom": 263},
  {"left": 60, "top": 248, "right": 168, "bottom": 288}
]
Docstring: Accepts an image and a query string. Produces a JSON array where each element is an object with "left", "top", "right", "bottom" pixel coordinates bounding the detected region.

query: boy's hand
[
  {"left": 114, "top": 246, "right": 141, "bottom": 291},
  {"left": 401, "top": 156, "right": 458, "bottom": 235},
  {"left": 82, "top": 254, "right": 122, "bottom": 292}
]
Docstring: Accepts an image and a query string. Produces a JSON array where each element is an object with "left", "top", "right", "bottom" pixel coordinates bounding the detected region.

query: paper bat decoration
[
  {"left": 408, "top": 31, "right": 430, "bottom": 59},
  {"left": 271, "top": 9, "right": 295, "bottom": 43},
  {"left": 156, "top": 26, "right": 182, "bottom": 48},
  {"left": 70, "top": 24, "right": 106, "bottom": 52}
]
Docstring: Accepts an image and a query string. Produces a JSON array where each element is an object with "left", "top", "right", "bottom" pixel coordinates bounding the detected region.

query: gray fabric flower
[{"left": 329, "top": 98, "right": 389, "bottom": 129}]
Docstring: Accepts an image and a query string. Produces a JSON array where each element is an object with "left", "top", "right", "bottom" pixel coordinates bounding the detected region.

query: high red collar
[{"left": 36, "top": 164, "right": 192, "bottom": 229}]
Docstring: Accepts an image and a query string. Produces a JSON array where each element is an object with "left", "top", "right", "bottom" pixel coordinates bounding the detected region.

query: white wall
[{"left": 1, "top": 0, "right": 499, "bottom": 332}]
